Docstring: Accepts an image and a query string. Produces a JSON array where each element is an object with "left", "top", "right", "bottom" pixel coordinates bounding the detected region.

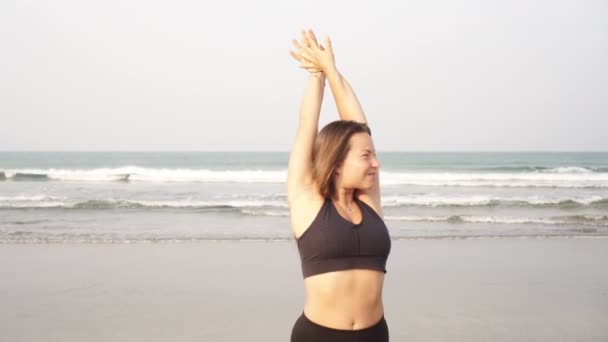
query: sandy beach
[{"left": 1, "top": 237, "right": 607, "bottom": 341}]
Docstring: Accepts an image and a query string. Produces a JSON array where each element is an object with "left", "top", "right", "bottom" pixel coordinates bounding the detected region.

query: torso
[{"left": 290, "top": 191, "right": 386, "bottom": 330}]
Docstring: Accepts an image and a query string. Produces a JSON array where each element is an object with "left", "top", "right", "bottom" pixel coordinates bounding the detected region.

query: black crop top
[{"left": 296, "top": 197, "right": 391, "bottom": 278}]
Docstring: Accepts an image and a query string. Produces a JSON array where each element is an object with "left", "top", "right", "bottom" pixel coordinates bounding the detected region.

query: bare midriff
[{"left": 302, "top": 268, "right": 385, "bottom": 330}]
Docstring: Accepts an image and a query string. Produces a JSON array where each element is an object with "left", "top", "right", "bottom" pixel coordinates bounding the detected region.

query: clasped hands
[{"left": 289, "top": 29, "right": 336, "bottom": 76}]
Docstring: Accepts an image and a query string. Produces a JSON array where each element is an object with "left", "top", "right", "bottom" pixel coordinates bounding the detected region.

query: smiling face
[{"left": 334, "top": 132, "right": 380, "bottom": 191}]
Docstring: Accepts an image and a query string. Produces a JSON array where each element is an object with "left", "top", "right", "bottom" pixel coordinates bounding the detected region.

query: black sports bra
[{"left": 295, "top": 197, "right": 391, "bottom": 278}]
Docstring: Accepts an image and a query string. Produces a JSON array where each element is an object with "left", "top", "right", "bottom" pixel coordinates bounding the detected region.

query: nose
[{"left": 372, "top": 156, "right": 380, "bottom": 168}]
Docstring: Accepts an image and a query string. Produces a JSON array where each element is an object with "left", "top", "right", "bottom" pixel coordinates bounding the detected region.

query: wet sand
[{"left": 1, "top": 237, "right": 607, "bottom": 341}]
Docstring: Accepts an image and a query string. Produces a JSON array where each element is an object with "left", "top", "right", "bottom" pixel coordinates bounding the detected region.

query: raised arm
[
  {"left": 294, "top": 30, "right": 382, "bottom": 214},
  {"left": 295, "top": 30, "right": 368, "bottom": 124},
  {"left": 286, "top": 34, "right": 326, "bottom": 206},
  {"left": 325, "top": 67, "right": 367, "bottom": 124}
]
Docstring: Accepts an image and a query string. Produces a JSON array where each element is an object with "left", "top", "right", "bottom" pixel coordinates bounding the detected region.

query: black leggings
[{"left": 290, "top": 311, "right": 389, "bottom": 342}]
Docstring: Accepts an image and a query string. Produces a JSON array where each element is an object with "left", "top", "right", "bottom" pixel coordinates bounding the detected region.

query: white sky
[{"left": 1, "top": 0, "right": 606, "bottom": 151}]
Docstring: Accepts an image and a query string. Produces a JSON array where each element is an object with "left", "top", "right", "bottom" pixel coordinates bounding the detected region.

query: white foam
[
  {"left": 1, "top": 192, "right": 605, "bottom": 210},
  {"left": 579, "top": 215, "right": 608, "bottom": 221},
  {"left": 0, "top": 195, "right": 67, "bottom": 208},
  {"left": 382, "top": 194, "right": 494, "bottom": 207},
  {"left": 385, "top": 215, "right": 562, "bottom": 225},
  {"left": 380, "top": 170, "right": 608, "bottom": 188},
  {"left": 0, "top": 195, "right": 65, "bottom": 201},
  {"left": 240, "top": 209, "right": 289, "bottom": 217},
  {"left": 130, "top": 199, "right": 287, "bottom": 208},
  {"left": 2, "top": 167, "right": 286, "bottom": 183},
  {"left": 541, "top": 166, "right": 595, "bottom": 174},
  {"left": 381, "top": 194, "right": 606, "bottom": 207},
  {"left": 2, "top": 167, "right": 608, "bottom": 187},
  {"left": 0, "top": 196, "right": 288, "bottom": 209}
]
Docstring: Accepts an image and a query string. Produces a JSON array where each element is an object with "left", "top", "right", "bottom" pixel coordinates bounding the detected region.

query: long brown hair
[{"left": 312, "top": 120, "right": 372, "bottom": 199}]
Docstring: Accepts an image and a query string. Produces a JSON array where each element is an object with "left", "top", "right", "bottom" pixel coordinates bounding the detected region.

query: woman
[{"left": 287, "top": 29, "right": 392, "bottom": 342}]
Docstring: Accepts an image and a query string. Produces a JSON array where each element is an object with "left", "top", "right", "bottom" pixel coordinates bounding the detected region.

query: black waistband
[{"left": 298, "top": 311, "right": 386, "bottom": 333}]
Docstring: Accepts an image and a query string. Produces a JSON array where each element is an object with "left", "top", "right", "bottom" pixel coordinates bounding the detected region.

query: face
[{"left": 334, "top": 132, "right": 380, "bottom": 190}]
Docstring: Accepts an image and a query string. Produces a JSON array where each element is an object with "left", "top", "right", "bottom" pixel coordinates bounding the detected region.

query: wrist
[
  {"left": 324, "top": 65, "right": 338, "bottom": 79},
  {"left": 310, "top": 71, "right": 326, "bottom": 82}
]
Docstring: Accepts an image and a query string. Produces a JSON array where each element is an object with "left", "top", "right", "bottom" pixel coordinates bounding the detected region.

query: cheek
[
  {"left": 350, "top": 161, "right": 368, "bottom": 176},
  {"left": 342, "top": 160, "right": 367, "bottom": 179}
]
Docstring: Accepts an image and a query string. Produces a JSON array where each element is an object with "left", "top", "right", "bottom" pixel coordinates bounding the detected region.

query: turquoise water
[{"left": 1, "top": 152, "right": 607, "bottom": 242}]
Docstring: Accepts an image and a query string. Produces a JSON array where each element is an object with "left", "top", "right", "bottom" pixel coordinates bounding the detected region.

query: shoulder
[{"left": 356, "top": 191, "right": 384, "bottom": 220}]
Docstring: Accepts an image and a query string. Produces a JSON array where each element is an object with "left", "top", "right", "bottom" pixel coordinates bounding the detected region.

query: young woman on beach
[{"left": 287, "top": 29, "right": 392, "bottom": 342}]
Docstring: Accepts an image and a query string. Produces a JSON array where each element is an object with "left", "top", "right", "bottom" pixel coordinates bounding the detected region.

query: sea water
[{"left": 1, "top": 151, "right": 607, "bottom": 242}]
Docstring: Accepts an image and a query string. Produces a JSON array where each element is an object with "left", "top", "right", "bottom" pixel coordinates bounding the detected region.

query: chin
[{"left": 359, "top": 183, "right": 374, "bottom": 190}]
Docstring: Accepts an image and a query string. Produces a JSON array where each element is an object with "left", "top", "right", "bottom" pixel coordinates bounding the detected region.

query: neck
[{"left": 332, "top": 188, "right": 356, "bottom": 209}]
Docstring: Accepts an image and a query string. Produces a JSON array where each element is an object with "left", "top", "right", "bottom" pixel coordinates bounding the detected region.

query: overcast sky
[{"left": 1, "top": 0, "right": 606, "bottom": 152}]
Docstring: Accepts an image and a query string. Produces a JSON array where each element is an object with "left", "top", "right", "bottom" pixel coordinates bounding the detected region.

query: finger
[
  {"left": 298, "top": 52, "right": 315, "bottom": 63},
  {"left": 305, "top": 31, "right": 320, "bottom": 52},
  {"left": 324, "top": 36, "right": 333, "bottom": 52},
  {"left": 307, "top": 29, "right": 319, "bottom": 47},
  {"left": 289, "top": 50, "right": 301, "bottom": 62},
  {"left": 298, "top": 60, "right": 317, "bottom": 68},
  {"left": 301, "top": 30, "right": 313, "bottom": 48},
  {"left": 295, "top": 37, "right": 315, "bottom": 57},
  {"left": 291, "top": 38, "right": 301, "bottom": 50},
  {"left": 299, "top": 65, "right": 321, "bottom": 73},
  {"left": 298, "top": 63, "right": 317, "bottom": 69}
]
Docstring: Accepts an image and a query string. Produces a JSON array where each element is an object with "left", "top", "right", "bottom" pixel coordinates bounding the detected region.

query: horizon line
[{"left": 1, "top": 150, "right": 607, "bottom": 153}]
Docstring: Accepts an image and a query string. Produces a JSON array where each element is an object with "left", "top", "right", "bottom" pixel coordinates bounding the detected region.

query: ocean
[{"left": 1, "top": 151, "right": 607, "bottom": 243}]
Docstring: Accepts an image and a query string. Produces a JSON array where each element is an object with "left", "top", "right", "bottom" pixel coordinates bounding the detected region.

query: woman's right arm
[{"left": 286, "top": 72, "right": 326, "bottom": 207}]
